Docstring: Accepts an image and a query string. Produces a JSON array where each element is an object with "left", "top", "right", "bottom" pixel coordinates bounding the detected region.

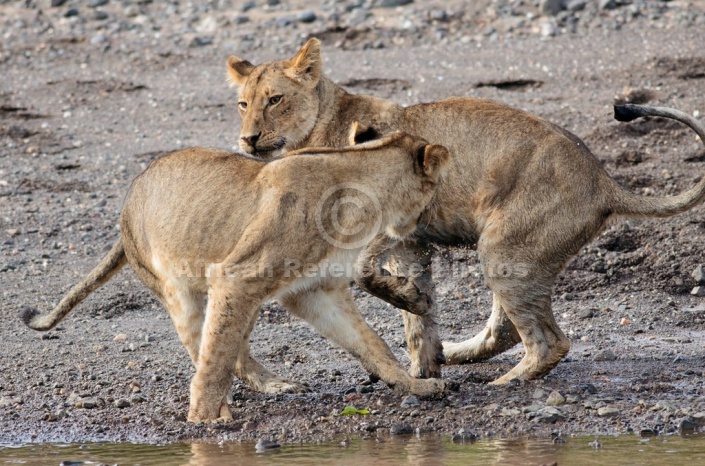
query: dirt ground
[{"left": 2, "top": 0, "right": 705, "bottom": 446}]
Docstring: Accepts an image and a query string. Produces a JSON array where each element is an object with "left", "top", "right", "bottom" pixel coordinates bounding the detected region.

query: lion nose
[{"left": 241, "top": 133, "right": 260, "bottom": 148}]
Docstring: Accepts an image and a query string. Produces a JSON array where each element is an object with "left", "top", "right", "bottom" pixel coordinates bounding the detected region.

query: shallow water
[{"left": 2, "top": 434, "right": 705, "bottom": 466}]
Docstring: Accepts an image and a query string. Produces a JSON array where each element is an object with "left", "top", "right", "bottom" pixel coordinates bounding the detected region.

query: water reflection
[{"left": 2, "top": 434, "right": 705, "bottom": 466}]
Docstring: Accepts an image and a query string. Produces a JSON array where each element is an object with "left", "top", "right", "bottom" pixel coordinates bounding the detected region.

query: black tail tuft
[
  {"left": 18, "top": 306, "right": 40, "bottom": 327},
  {"left": 614, "top": 104, "right": 643, "bottom": 122}
]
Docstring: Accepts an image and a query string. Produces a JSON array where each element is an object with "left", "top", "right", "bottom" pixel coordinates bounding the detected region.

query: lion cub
[{"left": 20, "top": 132, "right": 449, "bottom": 422}]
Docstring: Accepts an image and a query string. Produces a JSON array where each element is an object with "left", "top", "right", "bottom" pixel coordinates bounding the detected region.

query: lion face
[{"left": 227, "top": 39, "right": 322, "bottom": 157}]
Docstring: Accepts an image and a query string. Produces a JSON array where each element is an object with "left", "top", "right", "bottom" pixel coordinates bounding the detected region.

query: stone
[
  {"left": 189, "top": 36, "right": 213, "bottom": 47},
  {"left": 579, "top": 308, "right": 596, "bottom": 320},
  {"left": 546, "top": 391, "right": 566, "bottom": 406},
  {"left": 51, "top": 0, "right": 67, "bottom": 6},
  {"left": 691, "top": 286, "right": 705, "bottom": 297},
  {"left": 5, "top": 229, "right": 20, "bottom": 237},
  {"left": 599, "top": 0, "right": 617, "bottom": 10},
  {"left": 234, "top": 15, "right": 250, "bottom": 25},
  {"left": 90, "top": 33, "right": 109, "bottom": 45},
  {"left": 597, "top": 407, "right": 620, "bottom": 417},
  {"left": 113, "top": 333, "right": 128, "bottom": 342},
  {"left": 565, "top": 0, "right": 587, "bottom": 12},
  {"left": 451, "top": 428, "right": 476, "bottom": 443},
  {"left": 114, "top": 399, "right": 131, "bottom": 409},
  {"left": 532, "top": 388, "right": 547, "bottom": 400},
  {"left": 390, "top": 423, "right": 414, "bottom": 435},
  {"left": 430, "top": 10, "right": 447, "bottom": 22},
  {"left": 593, "top": 349, "right": 617, "bottom": 362},
  {"left": 87, "top": 0, "right": 108, "bottom": 7},
  {"left": 539, "top": 19, "right": 557, "bottom": 37},
  {"left": 401, "top": 395, "right": 420, "bottom": 408},
  {"left": 255, "top": 439, "right": 280, "bottom": 452},
  {"left": 540, "top": 0, "right": 564, "bottom": 16},
  {"left": 76, "top": 398, "right": 99, "bottom": 409},
  {"left": 64, "top": 8, "right": 79, "bottom": 18},
  {"left": 693, "top": 265, "right": 705, "bottom": 284},
  {"left": 92, "top": 10, "right": 108, "bottom": 20},
  {"left": 678, "top": 418, "right": 698, "bottom": 433},
  {"left": 297, "top": 10, "right": 316, "bottom": 23},
  {"left": 378, "top": 0, "right": 413, "bottom": 7},
  {"left": 533, "top": 407, "right": 566, "bottom": 423},
  {"left": 241, "top": 1, "right": 256, "bottom": 12}
]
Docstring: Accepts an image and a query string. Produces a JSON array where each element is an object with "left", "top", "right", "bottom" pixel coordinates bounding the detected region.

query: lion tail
[
  {"left": 611, "top": 104, "right": 705, "bottom": 218},
  {"left": 19, "top": 237, "right": 127, "bottom": 331}
]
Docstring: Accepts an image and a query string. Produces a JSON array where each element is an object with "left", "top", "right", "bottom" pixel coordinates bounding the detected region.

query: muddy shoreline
[{"left": 2, "top": 0, "right": 705, "bottom": 445}]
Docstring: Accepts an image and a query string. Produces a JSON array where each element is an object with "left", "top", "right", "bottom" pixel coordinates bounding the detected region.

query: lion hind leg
[
  {"left": 487, "top": 277, "right": 570, "bottom": 385},
  {"left": 443, "top": 293, "right": 521, "bottom": 365}
]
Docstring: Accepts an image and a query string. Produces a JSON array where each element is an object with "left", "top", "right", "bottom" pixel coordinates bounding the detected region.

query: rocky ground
[{"left": 2, "top": 0, "right": 705, "bottom": 447}]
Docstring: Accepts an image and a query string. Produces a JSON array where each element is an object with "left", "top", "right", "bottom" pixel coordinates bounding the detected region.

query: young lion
[
  {"left": 226, "top": 38, "right": 705, "bottom": 384},
  {"left": 19, "top": 132, "right": 449, "bottom": 422}
]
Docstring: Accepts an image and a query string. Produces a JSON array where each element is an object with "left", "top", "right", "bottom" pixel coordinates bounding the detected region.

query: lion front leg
[{"left": 355, "top": 236, "right": 444, "bottom": 378}]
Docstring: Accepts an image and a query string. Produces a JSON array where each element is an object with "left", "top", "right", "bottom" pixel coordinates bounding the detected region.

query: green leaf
[{"left": 339, "top": 405, "right": 370, "bottom": 416}]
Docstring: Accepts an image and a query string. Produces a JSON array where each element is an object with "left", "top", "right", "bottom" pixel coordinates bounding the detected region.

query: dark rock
[
  {"left": 579, "top": 308, "right": 596, "bottom": 320},
  {"left": 565, "top": 0, "right": 587, "bottom": 12},
  {"left": 692, "top": 265, "right": 705, "bottom": 284},
  {"left": 390, "top": 423, "right": 414, "bottom": 435},
  {"left": 255, "top": 438, "right": 280, "bottom": 452},
  {"left": 189, "top": 36, "right": 213, "bottom": 47},
  {"left": 241, "top": 1, "right": 256, "bottom": 12},
  {"left": 50, "top": 0, "right": 67, "bottom": 7},
  {"left": 593, "top": 349, "right": 617, "bottom": 362},
  {"left": 87, "top": 0, "right": 109, "bottom": 8},
  {"left": 401, "top": 395, "right": 420, "bottom": 408},
  {"left": 599, "top": 0, "right": 618, "bottom": 10},
  {"left": 92, "top": 10, "right": 109, "bottom": 21},
  {"left": 297, "top": 10, "right": 316, "bottom": 23},
  {"left": 64, "top": 8, "right": 79, "bottom": 18},
  {"left": 678, "top": 418, "right": 698, "bottom": 433},
  {"left": 378, "top": 0, "right": 413, "bottom": 7},
  {"left": 540, "top": 0, "right": 564, "bottom": 16},
  {"left": 234, "top": 15, "right": 250, "bottom": 25}
]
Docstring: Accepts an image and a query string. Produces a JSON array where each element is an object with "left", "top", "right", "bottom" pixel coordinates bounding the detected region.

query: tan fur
[
  {"left": 20, "top": 134, "right": 449, "bottom": 422},
  {"left": 227, "top": 39, "right": 705, "bottom": 384}
]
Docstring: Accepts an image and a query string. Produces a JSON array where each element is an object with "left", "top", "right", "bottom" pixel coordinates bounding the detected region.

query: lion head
[{"left": 226, "top": 39, "right": 322, "bottom": 157}]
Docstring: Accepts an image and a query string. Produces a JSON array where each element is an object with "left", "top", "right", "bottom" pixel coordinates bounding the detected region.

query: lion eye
[
  {"left": 269, "top": 95, "right": 282, "bottom": 106},
  {"left": 238, "top": 102, "right": 247, "bottom": 111}
]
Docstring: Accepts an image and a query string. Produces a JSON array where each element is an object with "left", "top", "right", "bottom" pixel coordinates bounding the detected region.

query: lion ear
[
  {"left": 285, "top": 38, "right": 321, "bottom": 86},
  {"left": 348, "top": 121, "right": 380, "bottom": 145},
  {"left": 226, "top": 56, "right": 254, "bottom": 87},
  {"left": 418, "top": 144, "right": 450, "bottom": 178}
]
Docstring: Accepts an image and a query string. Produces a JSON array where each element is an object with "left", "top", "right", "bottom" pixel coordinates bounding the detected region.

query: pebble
[
  {"left": 90, "top": 33, "right": 109, "bottom": 45},
  {"left": 76, "top": 398, "right": 99, "bottom": 409},
  {"left": 113, "top": 333, "right": 128, "bottom": 342},
  {"left": 114, "top": 399, "right": 131, "bottom": 409},
  {"left": 189, "top": 36, "right": 213, "bottom": 47},
  {"left": 297, "top": 10, "right": 316, "bottom": 23},
  {"left": 50, "top": 0, "right": 67, "bottom": 7},
  {"left": 540, "top": 0, "right": 564, "bottom": 16},
  {"left": 597, "top": 407, "right": 620, "bottom": 417},
  {"left": 532, "top": 388, "right": 547, "bottom": 400},
  {"left": 579, "top": 308, "right": 595, "bottom": 319},
  {"left": 451, "top": 428, "right": 476, "bottom": 443},
  {"left": 87, "top": 0, "right": 108, "bottom": 7},
  {"left": 546, "top": 391, "right": 566, "bottom": 406},
  {"left": 400, "top": 395, "right": 420, "bottom": 408},
  {"left": 593, "top": 349, "right": 617, "bottom": 362},
  {"left": 599, "top": 0, "right": 618, "bottom": 10},
  {"left": 693, "top": 265, "right": 705, "bottom": 285},
  {"left": 378, "top": 0, "right": 413, "bottom": 7},
  {"left": 533, "top": 407, "right": 565, "bottom": 423},
  {"left": 389, "top": 423, "right": 414, "bottom": 435},
  {"left": 255, "top": 438, "right": 281, "bottom": 452},
  {"left": 691, "top": 286, "right": 705, "bottom": 297}
]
